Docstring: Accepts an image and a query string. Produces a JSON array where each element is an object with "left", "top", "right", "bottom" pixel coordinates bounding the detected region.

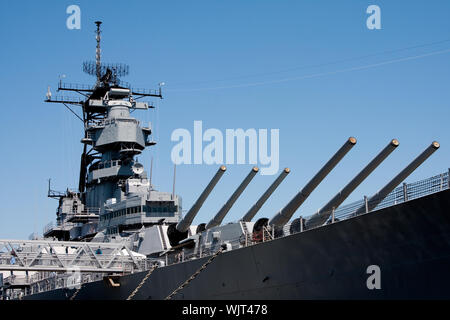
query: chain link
[
  {"left": 165, "top": 248, "right": 223, "bottom": 300},
  {"left": 69, "top": 286, "right": 82, "bottom": 300},
  {"left": 126, "top": 264, "right": 158, "bottom": 300}
]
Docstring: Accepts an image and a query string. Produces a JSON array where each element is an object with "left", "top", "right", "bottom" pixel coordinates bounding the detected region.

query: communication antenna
[
  {"left": 83, "top": 21, "right": 130, "bottom": 86},
  {"left": 95, "top": 21, "right": 102, "bottom": 82}
]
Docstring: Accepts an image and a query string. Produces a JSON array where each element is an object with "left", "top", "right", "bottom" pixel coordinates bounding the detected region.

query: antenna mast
[{"left": 95, "top": 21, "right": 102, "bottom": 83}]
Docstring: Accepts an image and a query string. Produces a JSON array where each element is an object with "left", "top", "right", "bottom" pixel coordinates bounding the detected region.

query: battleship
[{"left": 1, "top": 21, "right": 450, "bottom": 300}]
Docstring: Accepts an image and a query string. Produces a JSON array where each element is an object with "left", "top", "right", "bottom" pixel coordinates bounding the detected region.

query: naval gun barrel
[
  {"left": 206, "top": 167, "right": 259, "bottom": 229},
  {"left": 269, "top": 137, "right": 357, "bottom": 228},
  {"left": 241, "top": 168, "right": 291, "bottom": 222},
  {"left": 353, "top": 141, "right": 440, "bottom": 215},
  {"left": 305, "top": 139, "right": 399, "bottom": 229},
  {"left": 176, "top": 166, "right": 227, "bottom": 233}
]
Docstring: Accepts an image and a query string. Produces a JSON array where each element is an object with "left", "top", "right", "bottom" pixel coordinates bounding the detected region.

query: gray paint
[
  {"left": 269, "top": 137, "right": 356, "bottom": 227},
  {"left": 177, "top": 166, "right": 227, "bottom": 233},
  {"left": 353, "top": 141, "right": 440, "bottom": 215},
  {"left": 206, "top": 167, "right": 259, "bottom": 229},
  {"left": 306, "top": 139, "right": 399, "bottom": 228},
  {"left": 241, "top": 168, "right": 290, "bottom": 222}
]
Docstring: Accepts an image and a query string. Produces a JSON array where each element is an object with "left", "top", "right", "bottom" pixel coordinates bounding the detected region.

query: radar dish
[
  {"left": 132, "top": 162, "right": 144, "bottom": 175},
  {"left": 83, "top": 61, "right": 130, "bottom": 78}
]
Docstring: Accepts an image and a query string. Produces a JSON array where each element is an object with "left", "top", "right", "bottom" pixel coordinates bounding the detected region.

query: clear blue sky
[{"left": 1, "top": 0, "right": 449, "bottom": 239}]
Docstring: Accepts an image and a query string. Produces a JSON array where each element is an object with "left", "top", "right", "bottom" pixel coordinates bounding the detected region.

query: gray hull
[{"left": 26, "top": 189, "right": 450, "bottom": 300}]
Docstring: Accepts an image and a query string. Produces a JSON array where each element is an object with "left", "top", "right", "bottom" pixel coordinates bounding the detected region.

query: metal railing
[
  {"left": 87, "top": 117, "right": 140, "bottom": 128},
  {"left": 83, "top": 207, "right": 101, "bottom": 215},
  {"left": 282, "top": 170, "right": 449, "bottom": 234},
  {"left": 45, "top": 95, "right": 85, "bottom": 104},
  {"left": 86, "top": 131, "right": 96, "bottom": 139},
  {"left": 164, "top": 225, "right": 278, "bottom": 267},
  {"left": 42, "top": 220, "right": 77, "bottom": 236},
  {"left": 0, "top": 240, "right": 146, "bottom": 273},
  {"left": 42, "top": 222, "right": 54, "bottom": 235},
  {"left": 131, "top": 87, "right": 161, "bottom": 96},
  {"left": 62, "top": 207, "right": 101, "bottom": 216},
  {"left": 2, "top": 259, "right": 155, "bottom": 298},
  {"left": 58, "top": 82, "right": 95, "bottom": 92}
]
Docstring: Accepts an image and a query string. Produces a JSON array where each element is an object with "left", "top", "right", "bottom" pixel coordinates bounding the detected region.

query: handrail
[
  {"left": 87, "top": 117, "right": 140, "bottom": 128},
  {"left": 282, "top": 170, "right": 449, "bottom": 234}
]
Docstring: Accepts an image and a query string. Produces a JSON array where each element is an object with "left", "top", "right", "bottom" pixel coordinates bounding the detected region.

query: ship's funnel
[
  {"left": 353, "top": 141, "right": 440, "bottom": 215},
  {"left": 176, "top": 166, "right": 227, "bottom": 233},
  {"left": 269, "top": 137, "right": 357, "bottom": 228},
  {"left": 206, "top": 167, "right": 259, "bottom": 229},
  {"left": 241, "top": 168, "right": 290, "bottom": 222},
  {"left": 305, "top": 139, "right": 399, "bottom": 229}
]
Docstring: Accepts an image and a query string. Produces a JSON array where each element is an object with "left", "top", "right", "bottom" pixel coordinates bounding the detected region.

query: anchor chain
[
  {"left": 69, "top": 286, "right": 82, "bottom": 300},
  {"left": 165, "top": 248, "right": 224, "bottom": 300},
  {"left": 126, "top": 264, "right": 159, "bottom": 300}
]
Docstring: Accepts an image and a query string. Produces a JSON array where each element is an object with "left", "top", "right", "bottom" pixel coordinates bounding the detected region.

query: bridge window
[{"left": 144, "top": 203, "right": 177, "bottom": 217}]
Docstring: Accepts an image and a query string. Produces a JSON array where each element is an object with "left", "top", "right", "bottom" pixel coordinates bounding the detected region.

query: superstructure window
[{"left": 144, "top": 202, "right": 177, "bottom": 217}]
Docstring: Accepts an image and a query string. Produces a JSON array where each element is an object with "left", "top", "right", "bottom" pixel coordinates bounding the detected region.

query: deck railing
[{"left": 282, "top": 170, "right": 449, "bottom": 234}]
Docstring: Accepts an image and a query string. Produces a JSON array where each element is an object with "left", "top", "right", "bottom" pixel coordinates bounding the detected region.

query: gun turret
[
  {"left": 206, "top": 167, "right": 259, "bottom": 229},
  {"left": 305, "top": 139, "right": 399, "bottom": 229},
  {"left": 269, "top": 137, "right": 357, "bottom": 228},
  {"left": 176, "top": 166, "right": 227, "bottom": 233},
  {"left": 353, "top": 141, "right": 440, "bottom": 215},
  {"left": 241, "top": 168, "right": 290, "bottom": 222}
]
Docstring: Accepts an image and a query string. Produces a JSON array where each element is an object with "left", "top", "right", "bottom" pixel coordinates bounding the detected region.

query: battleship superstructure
[
  {"left": 42, "top": 21, "right": 178, "bottom": 244},
  {"left": 1, "top": 22, "right": 450, "bottom": 300}
]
